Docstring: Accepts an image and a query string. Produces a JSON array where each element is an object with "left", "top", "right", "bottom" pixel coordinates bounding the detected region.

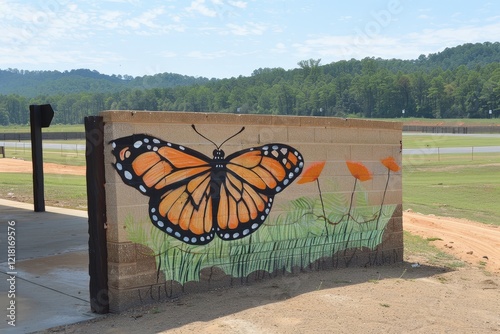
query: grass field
[
  {"left": 0, "top": 172, "right": 87, "bottom": 209},
  {"left": 403, "top": 153, "right": 500, "bottom": 225},
  {"left": 403, "top": 133, "right": 500, "bottom": 149},
  {"left": 0, "top": 124, "right": 84, "bottom": 133},
  {"left": 2, "top": 144, "right": 86, "bottom": 166}
]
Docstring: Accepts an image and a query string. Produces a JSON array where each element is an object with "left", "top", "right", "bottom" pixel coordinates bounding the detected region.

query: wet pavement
[{"left": 0, "top": 199, "right": 96, "bottom": 333}]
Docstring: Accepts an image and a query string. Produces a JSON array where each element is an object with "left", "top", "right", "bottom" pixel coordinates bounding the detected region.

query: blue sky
[{"left": 1, "top": 0, "right": 499, "bottom": 78}]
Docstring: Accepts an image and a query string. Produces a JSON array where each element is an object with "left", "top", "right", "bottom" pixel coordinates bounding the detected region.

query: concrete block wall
[{"left": 101, "top": 110, "right": 403, "bottom": 312}]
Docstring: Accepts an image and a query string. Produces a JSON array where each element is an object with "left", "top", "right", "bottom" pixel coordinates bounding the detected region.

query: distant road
[
  {"left": 402, "top": 132, "right": 500, "bottom": 155},
  {"left": 402, "top": 146, "right": 500, "bottom": 155},
  {"left": 0, "top": 142, "right": 85, "bottom": 151}
]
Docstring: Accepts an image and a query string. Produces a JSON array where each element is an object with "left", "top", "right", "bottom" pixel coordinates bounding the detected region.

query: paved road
[
  {"left": 402, "top": 146, "right": 500, "bottom": 155},
  {"left": 0, "top": 141, "right": 85, "bottom": 151}
]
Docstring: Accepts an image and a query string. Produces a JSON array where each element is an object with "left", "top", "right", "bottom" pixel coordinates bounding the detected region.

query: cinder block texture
[{"left": 102, "top": 111, "right": 403, "bottom": 312}]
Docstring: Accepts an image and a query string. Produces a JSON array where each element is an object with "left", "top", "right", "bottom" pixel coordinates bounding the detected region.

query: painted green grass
[
  {"left": 126, "top": 183, "right": 397, "bottom": 285},
  {"left": 403, "top": 154, "right": 500, "bottom": 225},
  {"left": 403, "top": 134, "right": 500, "bottom": 149},
  {"left": 0, "top": 172, "right": 87, "bottom": 209}
]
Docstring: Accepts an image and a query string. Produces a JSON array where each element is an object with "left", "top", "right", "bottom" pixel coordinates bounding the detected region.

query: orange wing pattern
[{"left": 111, "top": 133, "right": 304, "bottom": 245}]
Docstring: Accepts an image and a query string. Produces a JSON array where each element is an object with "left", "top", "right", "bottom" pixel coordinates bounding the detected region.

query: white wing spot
[
  {"left": 233, "top": 233, "right": 240, "bottom": 239},
  {"left": 124, "top": 171, "right": 133, "bottom": 180},
  {"left": 116, "top": 163, "right": 122, "bottom": 171},
  {"left": 179, "top": 146, "right": 185, "bottom": 151},
  {"left": 191, "top": 237, "right": 197, "bottom": 243},
  {"left": 111, "top": 142, "right": 116, "bottom": 149},
  {"left": 144, "top": 138, "right": 149, "bottom": 143},
  {"left": 133, "top": 141, "right": 142, "bottom": 148},
  {"left": 153, "top": 139, "right": 160, "bottom": 144},
  {"left": 252, "top": 223, "right": 259, "bottom": 229},
  {"left": 175, "top": 232, "right": 181, "bottom": 238},
  {"left": 166, "top": 227, "right": 173, "bottom": 233},
  {"left": 139, "top": 185, "right": 146, "bottom": 193},
  {"left": 243, "top": 229, "right": 250, "bottom": 236},
  {"left": 276, "top": 186, "right": 282, "bottom": 192},
  {"left": 152, "top": 215, "right": 158, "bottom": 221},
  {"left": 157, "top": 221, "right": 164, "bottom": 228}
]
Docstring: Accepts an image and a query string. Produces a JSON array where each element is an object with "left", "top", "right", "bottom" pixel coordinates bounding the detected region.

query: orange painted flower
[
  {"left": 297, "top": 161, "right": 326, "bottom": 184},
  {"left": 346, "top": 161, "right": 372, "bottom": 182},
  {"left": 381, "top": 156, "right": 400, "bottom": 172}
]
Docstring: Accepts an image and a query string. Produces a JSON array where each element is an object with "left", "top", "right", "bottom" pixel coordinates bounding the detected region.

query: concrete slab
[{"left": 0, "top": 199, "right": 97, "bottom": 333}]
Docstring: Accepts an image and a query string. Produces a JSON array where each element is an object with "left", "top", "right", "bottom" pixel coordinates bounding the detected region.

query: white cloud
[
  {"left": 292, "top": 20, "right": 500, "bottom": 62},
  {"left": 418, "top": 14, "right": 432, "bottom": 20},
  {"left": 272, "top": 42, "right": 287, "bottom": 54},
  {"left": 186, "top": 0, "right": 218, "bottom": 17},
  {"left": 228, "top": 1, "right": 247, "bottom": 9},
  {"left": 224, "top": 22, "right": 267, "bottom": 36},
  {"left": 187, "top": 50, "right": 229, "bottom": 59}
]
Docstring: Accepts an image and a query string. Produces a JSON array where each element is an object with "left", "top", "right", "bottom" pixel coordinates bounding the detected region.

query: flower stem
[
  {"left": 346, "top": 178, "right": 357, "bottom": 226},
  {"left": 316, "top": 179, "right": 328, "bottom": 236},
  {"left": 376, "top": 169, "right": 390, "bottom": 230}
]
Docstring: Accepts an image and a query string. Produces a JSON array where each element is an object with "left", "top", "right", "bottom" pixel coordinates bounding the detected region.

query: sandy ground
[
  {"left": 2, "top": 159, "right": 499, "bottom": 333},
  {"left": 0, "top": 158, "right": 86, "bottom": 175},
  {"left": 37, "top": 211, "right": 499, "bottom": 334}
]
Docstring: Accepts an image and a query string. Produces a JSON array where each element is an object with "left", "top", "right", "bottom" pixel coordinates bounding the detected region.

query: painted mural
[{"left": 111, "top": 125, "right": 399, "bottom": 286}]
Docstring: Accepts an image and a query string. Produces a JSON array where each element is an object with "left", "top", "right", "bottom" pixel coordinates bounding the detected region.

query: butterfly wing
[
  {"left": 110, "top": 134, "right": 217, "bottom": 245},
  {"left": 215, "top": 144, "right": 304, "bottom": 241}
]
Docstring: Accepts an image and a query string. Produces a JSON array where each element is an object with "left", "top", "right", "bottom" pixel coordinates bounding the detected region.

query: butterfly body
[{"left": 111, "top": 130, "right": 304, "bottom": 245}]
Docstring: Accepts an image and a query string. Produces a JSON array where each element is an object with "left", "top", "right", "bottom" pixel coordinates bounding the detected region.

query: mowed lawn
[
  {"left": 403, "top": 154, "right": 500, "bottom": 226},
  {"left": 0, "top": 172, "right": 87, "bottom": 210}
]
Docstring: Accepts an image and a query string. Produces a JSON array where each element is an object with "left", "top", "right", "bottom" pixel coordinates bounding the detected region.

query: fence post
[{"left": 85, "top": 116, "right": 109, "bottom": 314}]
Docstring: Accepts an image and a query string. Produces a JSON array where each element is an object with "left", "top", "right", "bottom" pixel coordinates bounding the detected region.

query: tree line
[{"left": 0, "top": 42, "right": 499, "bottom": 125}]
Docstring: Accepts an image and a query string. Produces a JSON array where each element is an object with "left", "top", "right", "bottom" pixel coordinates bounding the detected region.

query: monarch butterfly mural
[{"left": 111, "top": 125, "right": 304, "bottom": 245}]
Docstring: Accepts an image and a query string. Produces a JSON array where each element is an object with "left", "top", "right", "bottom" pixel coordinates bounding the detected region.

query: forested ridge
[{"left": 1, "top": 42, "right": 499, "bottom": 125}]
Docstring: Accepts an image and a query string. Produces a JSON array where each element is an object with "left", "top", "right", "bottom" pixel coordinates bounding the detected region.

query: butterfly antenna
[
  {"left": 191, "top": 124, "right": 245, "bottom": 149},
  {"left": 219, "top": 126, "right": 245, "bottom": 148},
  {"left": 191, "top": 124, "right": 217, "bottom": 147}
]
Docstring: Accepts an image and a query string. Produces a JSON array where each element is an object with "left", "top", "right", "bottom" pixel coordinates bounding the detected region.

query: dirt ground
[
  {"left": 39, "top": 216, "right": 500, "bottom": 334},
  {"left": 0, "top": 158, "right": 86, "bottom": 176},
  {"left": 2, "top": 159, "right": 499, "bottom": 333}
]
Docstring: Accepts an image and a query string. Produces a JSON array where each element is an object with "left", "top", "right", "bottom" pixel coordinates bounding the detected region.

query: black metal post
[
  {"left": 85, "top": 116, "right": 109, "bottom": 314},
  {"left": 29, "top": 104, "right": 53, "bottom": 212}
]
